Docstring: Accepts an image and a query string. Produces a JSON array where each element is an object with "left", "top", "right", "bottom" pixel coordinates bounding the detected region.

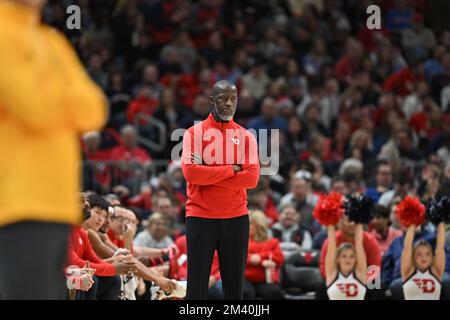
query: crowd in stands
[{"left": 43, "top": 0, "right": 450, "bottom": 299}]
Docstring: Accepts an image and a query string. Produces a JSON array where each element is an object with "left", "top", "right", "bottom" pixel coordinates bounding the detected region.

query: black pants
[
  {"left": 0, "top": 221, "right": 70, "bottom": 300},
  {"left": 243, "top": 280, "right": 284, "bottom": 300},
  {"left": 186, "top": 215, "right": 249, "bottom": 300},
  {"left": 76, "top": 275, "right": 121, "bottom": 300}
]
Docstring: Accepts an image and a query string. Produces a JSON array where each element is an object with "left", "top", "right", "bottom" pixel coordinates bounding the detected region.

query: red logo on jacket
[
  {"left": 337, "top": 283, "right": 358, "bottom": 297},
  {"left": 413, "top": 279, "right": 435, "bottom": 293}
]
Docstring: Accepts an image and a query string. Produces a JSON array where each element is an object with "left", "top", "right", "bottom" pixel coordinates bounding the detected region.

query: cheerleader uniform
[
  {"left": 327, "top": 272, "right": 367, "bottom": 300},
  {"left": 402, "top": 269, "right": 441, "bottom": 300}
]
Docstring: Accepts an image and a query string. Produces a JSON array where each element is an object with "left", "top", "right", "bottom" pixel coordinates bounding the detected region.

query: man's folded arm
[
  {"left": 215, "top": 132, "right": 260, "bottom": 189},
  {"left": 215, "top": 163, "right": 259, "bottom": 189},
  {"left": 181, "top": 130, "right": 235, "bottom": 185}
]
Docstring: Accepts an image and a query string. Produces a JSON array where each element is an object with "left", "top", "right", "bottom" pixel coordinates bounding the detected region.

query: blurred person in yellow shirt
[{"left": 0, "top": 0, "right": 107, "bottom": 299}]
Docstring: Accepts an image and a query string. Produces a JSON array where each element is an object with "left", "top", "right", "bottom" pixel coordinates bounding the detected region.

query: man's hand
[
  {"left": 191, "top": 153, "right": 202, "bottom": 165},
  {"left": 162, "top": 244, "right": 179, "bottom": 257},
  {"left": 249, "top": 254, "right": 261, "bottom": 265},
  {"left": 153, "top": 264, "right": 170, "bottom": 277},
  {"left": 113, "top": 256, "right": 137, "bottom": 275},
  {"left": 124, "top": 223, "right": 136, "bottom": 240},
  {"left": 155, "top": 277, "right": 177, "bottom": 294}
]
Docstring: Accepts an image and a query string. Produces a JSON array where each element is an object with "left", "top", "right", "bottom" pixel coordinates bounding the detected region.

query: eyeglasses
[{"left": 114, "top": 216, "right": 131, "bottom": 224}]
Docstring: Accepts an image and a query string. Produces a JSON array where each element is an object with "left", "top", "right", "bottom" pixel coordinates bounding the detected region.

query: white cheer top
[
  {"left": 327, "top": 272, "right": 366, "bottom": 300},
  {"left": 403, "top": 269, "right": 441, "bottom": 300}
]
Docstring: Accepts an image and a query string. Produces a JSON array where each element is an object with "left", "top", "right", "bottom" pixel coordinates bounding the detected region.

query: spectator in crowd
[
  {"left": 110, "top": 125, "right": 151, "bottom": 193},
  {"left": 82, "top": 131, "right": 112, "bottom": 192},
  {"left": 365, "top": 162, "right": 394, "bottom": 203},
  {"left": 127, "top": 86, "right": 159, "bottom": 124},
  {"left": 279, "top": 170, "right": 319, "bottom": 234},
  {"left": 108, "top": 206, "right": 174, "bottom": 260},
  {"left": 370, "top": 205, "right": 403, "bottom": 257},
  {"left": 244, "top": 210, "right": 284, "bottom": 300},
  {"left": 401, "top": 13, "right": 436, "bottom": 62},
  {"left": 271, "top": 205, "right": 313, "bottom": 257},
  {"left": 152, "top": 196, "right": 185, "bottom": 239},
  {"left": 378, "top": 172, "right": 414, "bottom": 208},
  {"left": 242, "top": 58, "right": 271, "bottom": 101},
  {"left": 134, "top": 213, "right": 174, "bottom": 249},
  {"left": 111, "top": 125, "right": 152, "bottom": 166},
  {"left": 248, "top": 97, "right": 288, "bottom": 135}
]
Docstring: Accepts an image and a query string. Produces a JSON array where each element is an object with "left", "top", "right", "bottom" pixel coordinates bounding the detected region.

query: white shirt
[
  {"left": 327, "top": 272, "right": 366, "bottom": 300},
  {"left": 403, "top": 269, "right": 441, "bottom": 300}
]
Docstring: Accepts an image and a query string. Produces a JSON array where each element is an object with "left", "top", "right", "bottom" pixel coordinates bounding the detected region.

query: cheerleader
[
  {"left": 325, "top": 223, "right": 367, "bottom": 300},
  {"left": 401, "top": 222, "right": 445, "bottom": 300}
]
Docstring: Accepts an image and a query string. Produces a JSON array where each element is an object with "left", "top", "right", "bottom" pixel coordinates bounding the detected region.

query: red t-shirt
[
  {"left": 319, "top": 230, "right": 381, "bottom": 278},
  {"left": 67, "top": 226, "right": 116, "bottom": 276}
]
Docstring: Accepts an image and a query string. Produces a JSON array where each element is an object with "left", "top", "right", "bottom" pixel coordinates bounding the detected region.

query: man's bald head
[
  {"left": 210, "top": 81, "right": 238, "bottom": 121},
  {"left": 212, "top": 80, "right": 237, "bottom": 97}
]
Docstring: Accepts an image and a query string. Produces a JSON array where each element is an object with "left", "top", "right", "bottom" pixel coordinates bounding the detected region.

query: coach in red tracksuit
[{"left": 181, "top": 80, "right": 260, "bottom": 299}]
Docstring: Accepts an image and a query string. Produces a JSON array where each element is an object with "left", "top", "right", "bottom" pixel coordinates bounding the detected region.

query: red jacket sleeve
[
  {"left": 268, "top": 239, "right": 284, "bottom": 267},
  {"left": 181, "top": 129, "right": 235, "bottom": 185},
  {"left": 364, "top": 232, "right": 382, "bottom": 269},
  {"left": 215, "top": 132, "right": 260, "bottom": 189},
  {"left": 67, "top": 231, "right": 116, "bottom": 277}
]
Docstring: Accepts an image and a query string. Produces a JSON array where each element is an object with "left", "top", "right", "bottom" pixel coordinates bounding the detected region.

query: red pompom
[
  {"left": 313, "top": 192, "right": 344, "bottom": 226},
  {"left": 395, "top": 196, "right": 426, "bottom": 227}
]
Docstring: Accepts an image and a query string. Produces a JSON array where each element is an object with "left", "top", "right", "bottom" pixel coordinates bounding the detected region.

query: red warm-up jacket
[
  {"left": 181, "top": 113, "right": 260, "bottom": 219},
  {"left": 245, "top": 238, "right": 284, "bottom": 284},
  {"left": 67, "top": 226, "right": 116, "bottom": 277}
]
